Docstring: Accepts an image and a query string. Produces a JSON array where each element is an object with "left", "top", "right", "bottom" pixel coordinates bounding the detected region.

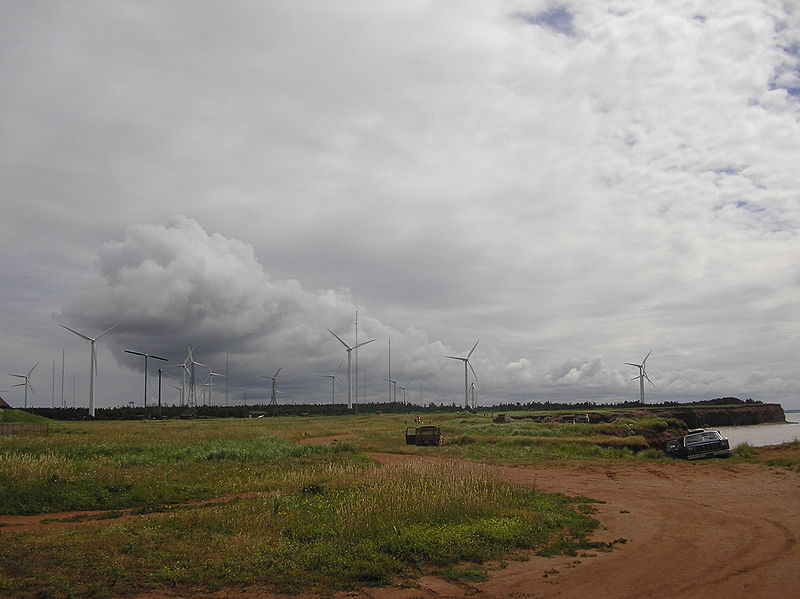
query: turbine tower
[
  {"left": 626, "top": 350, "right": 654, "bottom": 403},
  {"left": 59, "top": 323, "right": 117, "bottom": 417},
  {"left": 447, "top": 340, "right": 479, "bottom": 410},
  {"left": 384, "top": 369, "right": 403, "bottom": 403},
  {"left": 328, "top": 329, "right": 376, "bottom": 410},
  {"left": 261, "top": 368, "right": 282, "bottom": 406},
  {"left": 183, "top": 348, "right": 206, "bottom": 410},
  {"left": 125, "top": 349, "right": 168, "bottom": 419},
  {"left": 9, "top": 361, "right": 38, "bottom": 409},
  {"left": 207, "top": 371, "right": 225, "bottom": 406},
  {"left": 399, "top": 378, "right": 412, "bottom": 404},
  {"left": 318, "top": 374, "right": 338, "bottom": 404}
]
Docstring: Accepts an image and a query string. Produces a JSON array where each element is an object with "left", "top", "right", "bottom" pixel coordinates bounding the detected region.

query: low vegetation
[{"left": 0, "top": 417, "right": 600, "bottom": 598}]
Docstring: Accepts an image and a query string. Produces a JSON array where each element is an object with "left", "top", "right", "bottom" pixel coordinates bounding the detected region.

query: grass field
[{"left": 0, "top": 413, "right": 612, "bottom": 598}]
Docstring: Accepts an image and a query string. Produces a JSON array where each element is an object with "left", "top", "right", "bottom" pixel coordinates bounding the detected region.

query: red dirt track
[{"left": 358, "top": 453, "right": 800, "bottom": 599}]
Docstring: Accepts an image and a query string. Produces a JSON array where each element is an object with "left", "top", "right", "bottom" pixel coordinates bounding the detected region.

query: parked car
[{"left": 665, "top": 429, "right": 732, "bottom": 460}]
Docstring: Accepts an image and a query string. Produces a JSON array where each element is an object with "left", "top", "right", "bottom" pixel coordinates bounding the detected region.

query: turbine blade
[
  {"left": 624, "top": 362, "right": 641, "bottom": 367},
  {"left": 12, "top": 382, "right": 27, "bottom": 388},
  {"left": 92, "top": 344, "right": 98, "bottom": 377},
  {"left": 152, "top": 354, "right": 169, "bottom": 362},
  {"left": 328, "top": 329, "right": 350, "bottom": 349},
  {"left": 642, "top": 350, "right": 652, "bottom": 365},
  {"left": 352, "top": 338, "right": 376, "bottom": 350},
  {"left": 95, "top": 323, "right": 118, "bottom": 340},
  {"left": 28, "top": 361, "right": 39, "bottom": 376},
  {"left": 274, "top": 367, "right": 282, "bottom": 378},
  {"left": 28, "top": 382, "right": 37, "bottom": 395},
  {"left": 59, "top": 323, "right": 92, "bottom": 341},
  {"left": 467, "top": 339, "right": 480, "bottom": 359},
  {"left": 468, "top": 361, "right": 478, "bottom": 382},
  {"left": 125, "top": 350, "right": 147, "bottom": 357},
  {"left": 645, "top": 374, "right": 655, "bottom": 387},
  {"left": 446, "top": 355, "right": 465, "bottom": 361},
  {"left": 9, "top": 373, "right": 25, "bottom": 379}
]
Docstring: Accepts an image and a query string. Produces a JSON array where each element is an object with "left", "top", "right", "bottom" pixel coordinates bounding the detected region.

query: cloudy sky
[{"left": 2, "top": 1, "right": 798, "bottom": 411}]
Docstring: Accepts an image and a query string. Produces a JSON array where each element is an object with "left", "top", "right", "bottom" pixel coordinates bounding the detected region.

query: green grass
[
  {"left": 0, "top": 409, "right": 51, "bottom": 423},
  {"left": 0, "top": 452, "right": 597, "bottom": 598}
]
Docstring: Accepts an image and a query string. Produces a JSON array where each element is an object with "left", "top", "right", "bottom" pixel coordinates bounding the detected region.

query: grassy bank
[{"left": 0, "top": 418, "right": 601, "bottom": 598}]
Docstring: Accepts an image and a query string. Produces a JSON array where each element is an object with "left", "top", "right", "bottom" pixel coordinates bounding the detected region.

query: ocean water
[{"left": 715, "top": 411, "right": 800, "bottom": 448}]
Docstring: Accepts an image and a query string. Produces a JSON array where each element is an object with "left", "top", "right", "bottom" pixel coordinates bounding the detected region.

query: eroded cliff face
[{"left": 654, "top": 404, "right": 786, "bottom": 428}]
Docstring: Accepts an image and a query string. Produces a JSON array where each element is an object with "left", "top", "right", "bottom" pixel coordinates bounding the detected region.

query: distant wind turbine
[
  {"left": 207, "top": 371, "right": 225, "bottom": 406},
  {"left": 447, "top": 340, "right": 479, "bottom": 409},
  {"left": 399, "top": 378, "right": 413, "bottom": 404},
  {"left": 261, "top": 368, "right": 282, "bottom": 406},
  {"left": 125, "top": 349, "right": 169, "bottom": 419},
  {"left": 317, "top": 361, "right": 343, "bottom": 405},
  {"left": 626, "top": 350, "right": 654, "bottom": 403},
  {"left": 10, "top": 361, "right": 38, "bottom": 409},
  {"left": 59, "top": 323, "right": 117, "bottom": 417},
  {"left": 384, "top": 369, "right": 403, "bottom": 403},
  {"left": 328, "top": 329, "right": 376, "bottom": 409},
  {"left": 183, "top": 348, "right": 206, "bottom": 410}
]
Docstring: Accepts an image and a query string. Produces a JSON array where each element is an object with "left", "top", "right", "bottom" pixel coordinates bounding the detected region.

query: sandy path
[{"left": 353, "top": 453, "right": 800, "bottom": 599}]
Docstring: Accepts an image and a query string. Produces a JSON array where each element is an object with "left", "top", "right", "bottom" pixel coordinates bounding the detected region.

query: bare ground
[{"left": 4, "top": 452, "right": 799, "bottom": 599}]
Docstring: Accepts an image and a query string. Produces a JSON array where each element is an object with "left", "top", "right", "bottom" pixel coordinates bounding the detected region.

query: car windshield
[{"left": 686, "top": 432, "right": 722, "bottom": 444}]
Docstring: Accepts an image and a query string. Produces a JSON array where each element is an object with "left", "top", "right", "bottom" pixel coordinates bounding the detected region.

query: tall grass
[
  {"left": 0, "top": 459, "right": 598, "bottom": 597},
  {"left": 0, "top": 434, "right": 365, "bottom": 514}
]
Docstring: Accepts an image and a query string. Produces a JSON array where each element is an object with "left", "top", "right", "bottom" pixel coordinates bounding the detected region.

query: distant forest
[{"left": 25, "top": 396, "right": 760, "bottom": 421}]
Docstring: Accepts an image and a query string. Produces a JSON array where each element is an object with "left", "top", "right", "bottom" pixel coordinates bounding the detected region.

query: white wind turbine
[
  {"left": 626, "top": 350, "right": 654, "bottom": 404},
  {"left": 59, "top": 323, "right": 117, "bottom": 417},
  {"left": 207, "top": 370, "right": 225, "bottom": 406},
  {"left": 317, "top": 361, "right": 343, "bottom": 405},
  {"left": 384, "top": 369, "right": 403, "bottom": 403},
  {"left": 447, "top": 340, "right": 479, "bottom": 409},
  {"left": 328, "top": 329, "right": 376, "bottom": 410},
  {"left": 10, "top": 361, "right": 38, "bottom": 409},
  {"left": 125, "top": 349, "right": 169, "bottom": 419},
  {"left": 399, "top": 377, "right": 413, "bottom": 404},
  {"left": 261, "top": 368, "right": 282, "bottom": 406}
]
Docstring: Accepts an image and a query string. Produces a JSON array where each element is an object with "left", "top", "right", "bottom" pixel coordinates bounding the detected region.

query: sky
[{"left": 1, "top": 1, "right": 798, "bottom": 411}]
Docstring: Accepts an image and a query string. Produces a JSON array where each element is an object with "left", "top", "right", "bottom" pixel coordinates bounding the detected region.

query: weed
[{"left": 438, "top": 565, "right": 489, "bottom": 583}]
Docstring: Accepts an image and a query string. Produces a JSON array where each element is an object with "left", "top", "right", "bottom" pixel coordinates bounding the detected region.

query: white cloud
[{"left": 1, "top": 1, "right": 798, "bottom": 409}]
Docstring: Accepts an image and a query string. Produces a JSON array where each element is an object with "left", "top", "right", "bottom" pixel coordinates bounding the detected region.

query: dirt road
[{"left": 354, "top": 453, "right": 800, "bottom": 599}]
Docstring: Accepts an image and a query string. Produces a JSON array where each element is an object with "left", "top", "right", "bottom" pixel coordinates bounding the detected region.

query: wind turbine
[
  {"left": 328, "top": 329, "right": 376, "bottom": 410},
  {"left": 59, "top": 323, "right": 117, "bottom": 417},
  {"left": 163, "top": 362, "right": 188, "bottom": 406},
  {"left": 260, "top": 368, "right": 282, "bottom": 406},
  {"left": 207, "top": 371, "right": 225, "bottom": 406},
  {"left": 9, "top": 361, "right": 38, "bottom": 409},
  {"left": 384, "top": 369, "right": 403, "bottom": 403},
  {"left": 626, "top": 350, "right": 654, "bottom": 404},
  {"left": 469, "top": 381, "right": 478, "bottom": 409},
  {"left": 125, "top": 349, "right": 168, "bottom": 419},
  {"left": 447, "top": 340, "right": 479, "bottom": 410},
  {"left": 317, "top": 361, "right": 342, "bottom": 405},
  {"left": 399, "top": 378, "right": 413, "bottom": 404},
  {"left": 183, "top": 348, "right": 206, "bottom": 410}
]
